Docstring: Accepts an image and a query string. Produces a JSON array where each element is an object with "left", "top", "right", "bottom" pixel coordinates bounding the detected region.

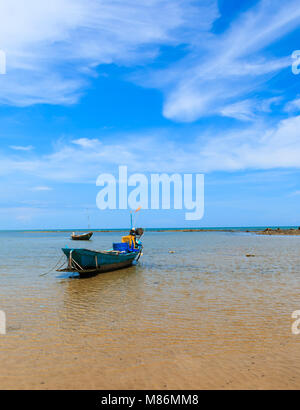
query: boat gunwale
[{"left": 62, "top": 247, "right": 140, "bottom": 256}]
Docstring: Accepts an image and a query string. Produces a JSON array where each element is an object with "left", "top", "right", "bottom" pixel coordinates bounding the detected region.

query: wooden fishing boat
[
  {"left": 59, "top": 247, "right": 142, "bottom": 275},
  {"left": 71, "top": 232, "right": 93, "bottom": 241},
  {"left": 59, "top": 228, "right": 144, "bottom": 276}
]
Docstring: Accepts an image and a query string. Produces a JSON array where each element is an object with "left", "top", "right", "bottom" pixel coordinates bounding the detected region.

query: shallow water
[{"left": 0, "top": 230, "right": 300, "bottom": 389}]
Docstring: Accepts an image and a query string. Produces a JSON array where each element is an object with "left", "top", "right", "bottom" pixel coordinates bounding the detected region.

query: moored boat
[
  {"left": 71, "top": 232, "right": 93, "bottom": 241},
  {"left": 59, "top": 228, "right": 144, "bottom": 276}
]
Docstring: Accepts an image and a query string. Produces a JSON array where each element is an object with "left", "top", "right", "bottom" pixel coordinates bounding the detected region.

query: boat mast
[
  {"left": 130, "top": 206, "right": 141, "bottom": 230},
  {"left": 86, "top": 208, "right": 91, "bottom": 230}
]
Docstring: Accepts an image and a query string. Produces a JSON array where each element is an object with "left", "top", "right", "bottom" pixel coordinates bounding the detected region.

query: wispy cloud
[
  {"left": 220, "top": 100, "right": 258, "bottom": 122},
  {"left": 0, "top": 0, "right": 298, "bottom": 124},
  {"left": 221, "top": 97, "right": 283, "bottom": 121},
  {"left": 72, "top": 138, "right": 99, "bottom": 148},
  {"left": 138, "top": 0, "right": 300, "bottom": 122},
  {"left": 0, "top": 0, "right": 218, "bottom": 106},
  {"left": 31, "top": 186, "right": 53, "bottom": 191},
  {"left": 284, "top": 97, "right": 300, "bottom": 113},
  {"left": 1, "top": 115, "right": 300, "bottom": 182},
  {"left": 10, "top": 145, "right": 34, "bottom": 151}
]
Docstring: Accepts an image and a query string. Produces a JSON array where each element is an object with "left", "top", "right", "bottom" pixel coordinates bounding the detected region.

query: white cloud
[
  {"left": 72, "top": 138, "right": 99, "bottom": 148},
  {"left": 220, "top": 97, "right": 282, "bottom": 121},
  {"left": 10, "top": 145, "right": 34, "bottom": 151},
  {"left": 0, "top": 0, "right": 296, "bottom": 124},
  {"left": 139, "top": 0, "right": 300, "bottom": 122},
  {"left": 31, "top": 186, "right": 53, "bottom": 191},
  {"left": 0, "top": 0, "right": 218, "bottom": 106},
  {"left": 197, "top": 116, "right": 300, "bottom": 171},
  {"left": 220, "top": 100, "right": 257, "bottom": 121},
  {"left": 284, "top": 97, "right": 300, "bottom": 113},
  {"left": 1, "top": 115, "right": 300, "bottom": 182}
]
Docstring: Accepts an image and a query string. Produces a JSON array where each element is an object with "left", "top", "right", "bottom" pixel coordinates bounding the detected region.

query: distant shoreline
[
  {"left": 255, "top": 227, "right": 300, "bottom": 235},
  {"left": 1, "top": 226, "right": 300, "bottom": 235}
]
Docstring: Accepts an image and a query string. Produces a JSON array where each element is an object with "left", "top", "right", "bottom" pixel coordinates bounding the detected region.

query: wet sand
[
  {"left": 2, "top": 350, "right": 300, "bottom": 390},
  {"left": 1, "top": 231, "right": 300, "bottom": 389}
]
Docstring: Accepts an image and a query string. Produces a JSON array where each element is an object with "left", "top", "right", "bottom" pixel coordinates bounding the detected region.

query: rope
[
  {"left": 136, "top": 245, "right": 144, "bottom": 262},
  {"left": 39, "top": 255, "right": 66, "bottom": 277}
]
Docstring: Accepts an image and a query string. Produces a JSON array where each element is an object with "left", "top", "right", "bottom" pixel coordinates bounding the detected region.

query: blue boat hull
[{"left": 61, "top": 248, "right": 141, "bottom": 275}]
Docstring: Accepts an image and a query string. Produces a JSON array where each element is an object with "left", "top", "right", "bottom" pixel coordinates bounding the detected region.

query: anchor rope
[{"left": 39, "top": 254, "right": 66, "bottom": 277}]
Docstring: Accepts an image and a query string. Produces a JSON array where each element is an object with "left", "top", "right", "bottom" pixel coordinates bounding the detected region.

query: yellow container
[{"left": 122, "top": 235, "right": 135, "bottom": 248}]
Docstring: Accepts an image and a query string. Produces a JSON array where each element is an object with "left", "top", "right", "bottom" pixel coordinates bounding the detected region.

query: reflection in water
[
  {"left": 59, "top": 265, "right": 144, "bottom": 334},
  {"left": 0, "top": 230, "right": 300, "bottom": 389}
]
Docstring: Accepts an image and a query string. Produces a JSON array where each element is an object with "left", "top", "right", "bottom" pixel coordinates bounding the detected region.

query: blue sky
[{"left": 0, "top": 0, "right": 300, "bottom": 229}]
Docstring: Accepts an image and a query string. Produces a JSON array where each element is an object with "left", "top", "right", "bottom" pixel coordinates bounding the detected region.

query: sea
[{"left": 0, "top": 229, "right": 299, "bottom": 389}]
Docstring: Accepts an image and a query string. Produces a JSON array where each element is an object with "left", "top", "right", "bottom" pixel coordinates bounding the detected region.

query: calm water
[{"left": 0, "top": 230, "right": 300, "bottom": 389}]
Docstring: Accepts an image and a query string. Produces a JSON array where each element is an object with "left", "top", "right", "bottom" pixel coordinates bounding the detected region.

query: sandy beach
[{"left": 2, "top": 345, "right": 300, "bottom": 390}]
